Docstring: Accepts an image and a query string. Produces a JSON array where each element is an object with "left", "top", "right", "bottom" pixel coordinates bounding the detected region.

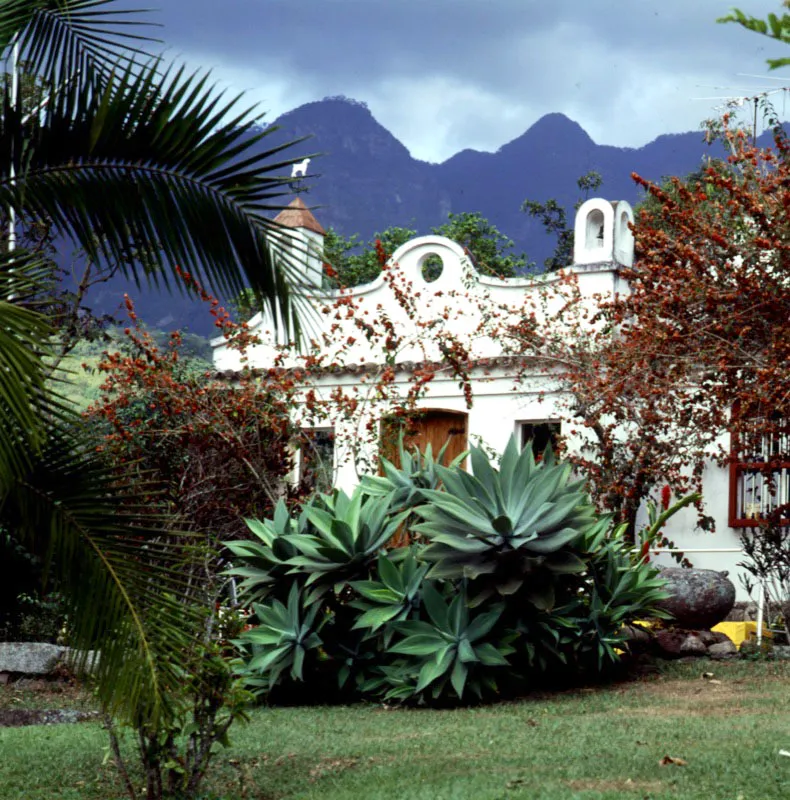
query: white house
[{"left": 213, "top": 197, "right": 769, "bottom": 597}]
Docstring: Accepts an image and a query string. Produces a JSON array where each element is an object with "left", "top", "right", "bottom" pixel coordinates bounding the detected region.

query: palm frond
[
  {"left": 1, "top": 418, "right": 207, "bottom": 726},
  {"left": 1, "top": 55, "right": 318, "bottom": 332},
  {"left": 1, "top": 1, "right": 159, "bottom": 91},
  {"left": 0, "top": 248, "right": 57, "bottom": 483}
]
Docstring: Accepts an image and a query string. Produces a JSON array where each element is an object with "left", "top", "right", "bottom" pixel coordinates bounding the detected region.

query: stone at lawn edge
[
  {"left": 679, "top": 634, "right": 707, "bottom": 656},
  {"left": 622, "top": 624, "right": 651, "bottom": 648},
  {"left": 655, "top": 568, "right": 736, "bottom": 629},
  {"left": 654, "top": 629, "right": 687, "bottom": 657},
  {"left": 708, "top": 640, "right": 738, "bottom": 659},
  {"left": 0, "top": 643, "right": 65, "bottom": 674}
]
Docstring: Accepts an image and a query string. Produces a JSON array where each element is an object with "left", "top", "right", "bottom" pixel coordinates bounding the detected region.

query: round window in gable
[{"left": 421, "top": 253, "right": 443, "bottom": 282}]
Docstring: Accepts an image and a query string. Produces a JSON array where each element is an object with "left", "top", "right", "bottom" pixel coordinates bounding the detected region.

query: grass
[{"left": 2, "top": 660, "right": 790, "bottom": 799}]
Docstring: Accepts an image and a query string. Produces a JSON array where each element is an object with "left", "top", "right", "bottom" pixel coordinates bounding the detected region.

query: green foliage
[
  {"left": 325, "top": 213, "right": 528, "bottom": 289},
  {"left": 225, "top": 503, "right": 304, "bottom": 605},
  {"left": 432, "top": 212, "right": 528, "bottom": 278},
  {"left": 286, "top": 490, "right": 411, "bottom": 603},
  {"left": 415, "top": 440, "right": 594, "bottom": 610},
  {"left": 0, "top": 3, "right": 322, "bottom": 797},
  {"left": 361, "top": 432, "right": 466, "bottom": 509},
  {"left": 522, "top": 170, "right": 603, "bottom": 271},
  {"left": 387, "top": 583, "right": 513, "bottom": 700},
  {"left": 350, "top": 549, "right": 428, "bottom": 637},
  {"left": 326, "top": 225, "right": 417, "bottom": 288},
  {"left": 719, "top": 3, "right": 790, "bottom": 70},
  {"left": 229, "top": 435, "right": 669, "bottom": 706},
  {"left": 238, "top": 583, "right": 323, "bottom": 690}
]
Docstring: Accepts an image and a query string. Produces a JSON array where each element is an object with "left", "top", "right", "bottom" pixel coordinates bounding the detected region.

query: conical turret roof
[{"left": 273, "top": 197, "right": 326, "bottom": 236}]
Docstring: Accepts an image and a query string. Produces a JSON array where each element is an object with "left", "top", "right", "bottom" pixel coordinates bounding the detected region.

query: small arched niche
[
  {"left": 585, "top": 209, "right": 605, "bottom": 251},
  {"left": 613, "top": 202, "right": 635, "bottom": 266},
  {"left": 573, "top": 198, "right": 617, "bottom": 265}
]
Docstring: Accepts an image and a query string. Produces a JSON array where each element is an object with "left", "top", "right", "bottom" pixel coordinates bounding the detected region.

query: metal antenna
[{"left": 692, "top": 74, "right": 790, "bottom": 144}]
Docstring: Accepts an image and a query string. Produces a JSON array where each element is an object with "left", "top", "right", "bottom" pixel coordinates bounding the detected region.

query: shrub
[{"left": 228, "top": 435, "right": 669, "bottom": 704}]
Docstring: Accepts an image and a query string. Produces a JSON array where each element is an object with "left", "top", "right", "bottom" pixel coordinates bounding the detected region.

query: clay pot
[{"left": 654, "top": 568, "right": 736, "bottom": 629}]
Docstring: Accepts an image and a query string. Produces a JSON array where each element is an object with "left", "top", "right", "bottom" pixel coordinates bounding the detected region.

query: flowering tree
[
  {"left": 505, "top": 116, "right": 790, "bottom": 536},
  {"left": 90, "top": 274, "right": 316, "bottom": 542}
]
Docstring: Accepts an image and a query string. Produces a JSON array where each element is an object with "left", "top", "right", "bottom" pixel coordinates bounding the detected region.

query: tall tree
[
  {"left": 0, "top": 0, "right": 312, "bottom": 731},
  {"left": 324, "top": 213, "right": 527, "bottom": 290}
]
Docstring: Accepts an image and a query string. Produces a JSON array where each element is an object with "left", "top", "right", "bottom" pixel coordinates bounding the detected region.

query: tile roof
[{"left": 273, "top": 197, "right": 326, "bottom": 235}]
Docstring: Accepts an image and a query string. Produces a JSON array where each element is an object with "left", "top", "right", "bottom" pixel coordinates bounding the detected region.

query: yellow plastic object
[{"left": 711, "top": 621, "right": 772, "bottom": 648}]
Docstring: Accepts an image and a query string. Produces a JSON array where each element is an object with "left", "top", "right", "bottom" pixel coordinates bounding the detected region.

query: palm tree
[{"left": 0, "top": 0, "right": 313, "bottom": 726}]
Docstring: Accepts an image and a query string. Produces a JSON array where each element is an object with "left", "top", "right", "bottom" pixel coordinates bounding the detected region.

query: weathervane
[{"left": 289, "top": 158, "right": 311, "bottom": 195}]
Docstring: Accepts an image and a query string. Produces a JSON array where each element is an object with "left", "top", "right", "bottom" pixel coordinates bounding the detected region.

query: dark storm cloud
[{"left": 147, "top": 1, "right": 789, "bottom": 160}]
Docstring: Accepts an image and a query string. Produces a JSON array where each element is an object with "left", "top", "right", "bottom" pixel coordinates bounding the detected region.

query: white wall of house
[{"left": 213, "top": 198, "right": 752, "bottom": 599}]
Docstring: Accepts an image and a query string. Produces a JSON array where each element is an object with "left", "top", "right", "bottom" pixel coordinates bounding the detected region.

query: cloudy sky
[{"left": 151, "top": 1, "right": 790, "bottom": 163}]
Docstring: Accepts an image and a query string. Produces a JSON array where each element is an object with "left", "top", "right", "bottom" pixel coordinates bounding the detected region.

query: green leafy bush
[{"left": 228, "top": 435, "right": 668, "bottom": 704}]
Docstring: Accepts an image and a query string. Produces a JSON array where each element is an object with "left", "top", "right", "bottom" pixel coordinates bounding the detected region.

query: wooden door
[
  {"left": 380, "top": 409, "right": 468, "bottom": 470},
  {"left": 379, "top": 409, "right": 468, "bottom": 546}
]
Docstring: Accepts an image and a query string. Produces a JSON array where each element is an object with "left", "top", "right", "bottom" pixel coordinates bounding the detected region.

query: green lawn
[{"left": 2, "top": 661, "right": 790, "bottom": 799}]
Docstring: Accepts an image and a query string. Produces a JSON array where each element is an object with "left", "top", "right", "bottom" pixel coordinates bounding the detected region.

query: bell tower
[{"left": 572, "top": 198, "right": 634, "bottom": 267}]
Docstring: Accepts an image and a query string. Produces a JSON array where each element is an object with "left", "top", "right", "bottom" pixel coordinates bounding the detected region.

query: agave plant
[
  {"left": 350, "top": 548, "right": 429, "bottom": 642},
  {"left": 573, "top": 521, "right": 671, "bottom": 667},
  {"left": 386, "top": 582, "right": 513, "bottom": 700},
  {"left": 361, "top": 432, "right": 467, "bottom": 512},
  {"left": 225, "top": 500, "right": 306, "bottom": 604},
  {"left": 235, "top": 582, "right": 322, "bottom": 692},
  {"left": 285, "top": 488, "right": 410, "bottom": 603},
  {"left": 414, "top": 436, "right": 597, "bottom": 609}
]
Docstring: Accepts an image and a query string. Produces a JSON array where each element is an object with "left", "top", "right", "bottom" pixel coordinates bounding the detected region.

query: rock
[
  {"left": 679, "top": 634, "right": 707, "bottom": 656},
  {"left": 726, "top": 602, "right": 757, "bottom": 622},
  {"left": 654, "top": 630, "right": 687, "bottom": 657},
  {"left": 708, "top": 641, "right": 738, "bottom": 659},
  {"left": 0, "top": 643, "right": 65, "bottom": 675},
  {"left": 655, "top": 568, "right": 736, "bottom": 629},
  {"left": 696, "top": 630, "right": 717, "bottom": 646},
  {"left": 622, "top": 624, "right": 651, "bottom": 648},
  {"left": 710, "top": 631, "right": 732, "bottom": 645}
]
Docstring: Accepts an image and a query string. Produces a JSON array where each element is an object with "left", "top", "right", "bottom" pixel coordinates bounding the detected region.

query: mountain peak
[
  {"left": 498, "top": 113, "right": 595, "bottom": 156},
  {"left": 276, "top": 96, "right": 376, "bottom": 127}
]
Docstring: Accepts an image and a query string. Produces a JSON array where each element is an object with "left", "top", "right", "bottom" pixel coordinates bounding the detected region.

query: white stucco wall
[{"left": 213, "top": 199, "right": 754, "bottom": 599}]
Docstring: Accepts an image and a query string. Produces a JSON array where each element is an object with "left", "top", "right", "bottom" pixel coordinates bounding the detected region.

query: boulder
[
  {"left": 696, "top": 630, "right": 717, "bottom": 646},
  {"left": 708, "top": 641, "right": 738, "bottom": 659},
  {"left": 679, "top": 634, "right": 707, "bottom": 656},
  {"left": 0, "top": 643, "right": 65, "bottom": 675},
  {"left": 622, "top": 624, "right": 652, "bottom": 648},
  {"left": 655, "top": 568, "right": 736, "bottom": 629},
  {"left": 654, "top": 629, "right": 687, "bottom": 657}
]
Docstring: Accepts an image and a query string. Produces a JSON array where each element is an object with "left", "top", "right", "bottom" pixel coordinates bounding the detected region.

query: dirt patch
[
  {"left": 636, "top": 678, "right": 750, "bottom": 701},
  {"left": 617, "top": 679, "right": 777, "bottom": 718},
  {"left": 308, "top": 756, "right": 362, "bottom": 782},
  {"left": 564, "top": 778, "right": 665, "bottom": 793},
  {"left": 0, "top": 675, "right": 97, "bottom": 725}
]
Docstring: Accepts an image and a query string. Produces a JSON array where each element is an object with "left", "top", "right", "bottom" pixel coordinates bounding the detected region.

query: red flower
[{"left": 660, "top": 485, "right": 671, "bottom": 511}]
